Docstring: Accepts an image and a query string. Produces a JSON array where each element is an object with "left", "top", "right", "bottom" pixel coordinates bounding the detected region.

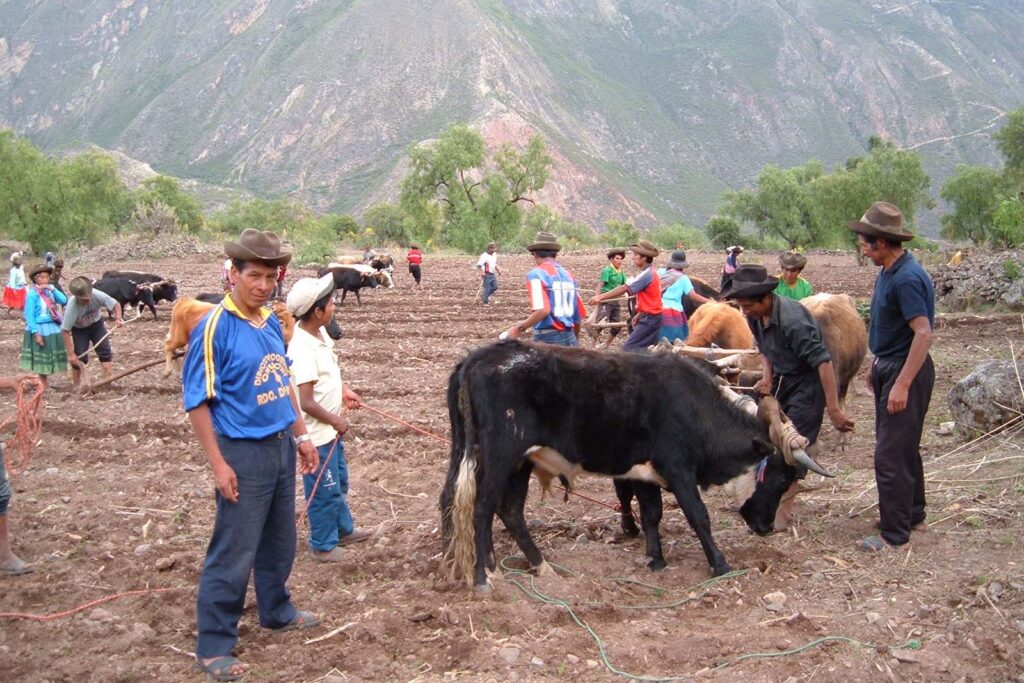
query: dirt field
[{"left": 1, "top": 250, "right": 1022, "bottom": 682}]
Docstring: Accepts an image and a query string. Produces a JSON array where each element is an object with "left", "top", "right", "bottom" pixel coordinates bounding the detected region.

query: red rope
[
  {"left": 0, "top": 587, "right": 186, "bottom": 622},
  {"left": 0, "top": 376, "right": 46, "bottom": 477}
]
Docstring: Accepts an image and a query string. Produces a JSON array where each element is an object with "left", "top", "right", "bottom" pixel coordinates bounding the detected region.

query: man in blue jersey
[
  {"left": 849, "top": 202, "right": 935, "bottom": 553},
  {"left": 505, "top": 231, "right": 586, "bottom": 346},
  {"left": 183, "top": 229, "right": 322, "bottom": 682}
]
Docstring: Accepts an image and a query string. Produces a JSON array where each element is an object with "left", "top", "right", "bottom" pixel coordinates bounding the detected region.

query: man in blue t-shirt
[
  {"left": 849, "top": 202, "right": 935, "bottom": 553},
  {"left": 183, "top": 229, "right": 323, "bottom": 681},
  {"left": 505, "top": 231, "right": 586, "bottom": 347}
]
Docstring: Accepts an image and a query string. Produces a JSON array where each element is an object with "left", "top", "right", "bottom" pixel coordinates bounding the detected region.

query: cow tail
[{"left": 440, "top": 365, "right": 478, "bottom": 585}]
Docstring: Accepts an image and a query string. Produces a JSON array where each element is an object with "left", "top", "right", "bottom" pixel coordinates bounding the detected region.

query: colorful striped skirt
[
  {"left": 20, "top": 328, "right": 68, "bottom": 376},
  {"left": 659, "top": 309, "right": 689, "bottom": 343}
]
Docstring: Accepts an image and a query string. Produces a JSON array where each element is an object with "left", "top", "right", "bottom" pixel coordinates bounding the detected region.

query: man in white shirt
[
  {"left": 475, "top": 242, "right": 501, "bottom": 304},
  {"left": 286, "top": 276, "right": 371, "bottom": 562}
]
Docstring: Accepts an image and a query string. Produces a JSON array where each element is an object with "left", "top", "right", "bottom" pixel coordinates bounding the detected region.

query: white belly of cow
[{"left": 524, "top": 446, "right": 668, "bottom": 493}]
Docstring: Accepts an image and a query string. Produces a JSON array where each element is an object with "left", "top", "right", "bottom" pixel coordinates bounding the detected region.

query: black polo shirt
[
  {"left": 868, "top": 251, "right": 934, "bottom": 360},
  {"left": 748, "top": 294, "right": 831, "bottom": 377}
]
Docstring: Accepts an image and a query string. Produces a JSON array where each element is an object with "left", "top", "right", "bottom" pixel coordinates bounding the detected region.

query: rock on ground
[{"left": 948, "top": 359, "right": 1024, "bottom": 433}]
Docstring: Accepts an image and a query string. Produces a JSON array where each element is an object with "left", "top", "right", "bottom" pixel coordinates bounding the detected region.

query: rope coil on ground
[{"left": 0, "top": 376, "right": 46, "bottom": 477}]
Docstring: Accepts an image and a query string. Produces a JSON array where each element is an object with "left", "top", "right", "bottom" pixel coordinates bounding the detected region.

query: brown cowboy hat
[
  {"left": 224, "top": 229, "right": 293, "bottom": 267},
  {"left": 526, "top": 231, "right": 561, "bottom": 253},
  {"left": 28, "top": 263, "right": 54, "bottom": 280},
  {"left": 779, "top": 251, "right": 807, "bottom": 271},
  {"left": 629, "top": 240, "right": 659, "bottom": 258},
  {"left": 606, "top": 247, "right": 626, "bottom": 259},
  {"left": 848, "top": 201, "right": 915, "bottom": 242},
  {"left": 722, "top": 264, "right": 779, "bottom": 300}
]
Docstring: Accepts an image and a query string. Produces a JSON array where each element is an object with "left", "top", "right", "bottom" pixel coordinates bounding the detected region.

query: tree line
[{"left": 2, "top": 107, "right": 1022, "bottom": 259}]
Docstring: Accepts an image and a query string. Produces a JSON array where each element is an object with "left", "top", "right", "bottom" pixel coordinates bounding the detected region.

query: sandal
[
  {"left": 269, "top": 610, "right": 322, "bottom": 633},
  {"left": 856, "top": 535, "right": 890, "bottom": 552},
  {"left": 196, "top": 655, "right": 247, "bottom": 682}
]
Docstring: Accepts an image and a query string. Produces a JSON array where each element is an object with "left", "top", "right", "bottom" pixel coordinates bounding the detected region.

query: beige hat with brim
[
  {"left": 526, "top": 231, "right": 561, "bottom": 252},
  {"left": 286, "top": 274, "right": 336, "bottom": 318}
]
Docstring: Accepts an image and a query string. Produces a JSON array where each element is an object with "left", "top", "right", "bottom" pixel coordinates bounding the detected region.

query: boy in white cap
[{"left": 286, "top": 275, "right": 371, "bottom": 562}]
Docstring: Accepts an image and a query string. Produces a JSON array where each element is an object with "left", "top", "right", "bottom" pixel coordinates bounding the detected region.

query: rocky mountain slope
[{"left": 2, "top": 0, "right": 1022, "bottom": 229}]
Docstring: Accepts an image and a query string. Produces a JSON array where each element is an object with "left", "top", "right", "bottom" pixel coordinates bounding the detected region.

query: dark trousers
[
  {"left": 409, "top": 264, "right": 422, "bottom": 284},
  {"left": 774, "top": 369, "right": 826, "bottom": 445},
  {"left": 72, "top": 320, "right": 112, "bottom": 363},
  {"left": 623, "top": 313, "right": 662, "bottom": 352},
  {"left": 195, "top": 432, "right": 299, "bottom": 658},
  {"left": 872, "top": 355, "right": 934, "bottom": 546}
]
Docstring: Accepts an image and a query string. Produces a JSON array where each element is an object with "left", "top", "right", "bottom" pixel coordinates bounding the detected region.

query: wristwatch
[{"left": 294, "top": 434, "right": 312, "bottom": 445}]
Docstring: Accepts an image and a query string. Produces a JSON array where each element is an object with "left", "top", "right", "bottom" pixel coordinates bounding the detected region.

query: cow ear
[{"left": 752, "top": 436, "right": 776, "bottom": 458}]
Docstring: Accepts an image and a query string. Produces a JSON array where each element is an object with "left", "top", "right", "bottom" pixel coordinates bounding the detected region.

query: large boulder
[{"left": 948, "top": 360, "right": 1024, "bottom": 434}]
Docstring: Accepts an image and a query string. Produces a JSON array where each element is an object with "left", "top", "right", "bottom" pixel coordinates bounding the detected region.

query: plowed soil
[{"left": 1, "top": 250, "right": 1021, "bottom": 682}]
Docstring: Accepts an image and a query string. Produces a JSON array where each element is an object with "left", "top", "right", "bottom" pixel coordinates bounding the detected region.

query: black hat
[
  {"left": 606, "top": 247, "right": 626, "bottom": 259},
  {"left": 721, "top": 264, "right": 779, "bottom": 300}
]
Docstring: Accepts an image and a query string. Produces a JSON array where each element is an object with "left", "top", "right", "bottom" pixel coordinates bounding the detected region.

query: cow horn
[{"left": 791, "top": 449, "right": 834, "bottom": 478}]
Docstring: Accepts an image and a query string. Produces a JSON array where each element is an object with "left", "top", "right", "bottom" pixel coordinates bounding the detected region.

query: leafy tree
[
  {"left": 208, "top": 198, "right": 312, "bottom": 237},
  {"left": 320, "top": 213, "right": 360, "bottom": 240},
  {"left": 991, "top": 196, "right": 1024, "bottom": 248},
  {"left": 940, "top": 165, "right": 1005, "bottom": 244},
  {"left": 722, "top": 161, "right": 825, "bottom": 248},
  {"left": 517, "top": 205, "right": 597, "bottom": 249},
  {"left": 0, "top": 133, "right": 133, "bottom": 252},
  {"left": 704, "top": 216, "right": 742, "bottom": 249},
  {"left": 603, "top": 219, "right": 642, "bottom": 247},
  {"left": 362, "top": 203, "right": 411, "bottom": 246},
  {"left": 136, "top": 175, "right": 204, "bottom": 233},
  {"left": 994, "top": 108, "right": 1024, "bottom": 179},
  {"left": 650, "top": 222, "right": 709, "bottom": 250},
  {"left": 400, "top": 124, "right": 552, "bottom": 252}
]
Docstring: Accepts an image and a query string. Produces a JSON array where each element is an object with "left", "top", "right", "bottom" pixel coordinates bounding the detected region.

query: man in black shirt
[{"left": 723, "top": 264, "right": 854, "bottom": 446}]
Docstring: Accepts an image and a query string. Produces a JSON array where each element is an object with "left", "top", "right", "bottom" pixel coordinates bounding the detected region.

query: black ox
[
  {"left": 439, "top": 340, "right": 831, "bottom": 592},
  {"left": 317, "top": 265, "right": 379, "bottom": 305},
  {"left": 99, "top": 270, "right": 178, "bottom": 319},
  {"left": 92, "top": 277, "right": 168, "bottom": 321}
]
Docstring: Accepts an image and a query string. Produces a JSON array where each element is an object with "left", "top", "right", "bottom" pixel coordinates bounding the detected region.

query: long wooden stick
[{"left": 85, "top": 353, "right": 181, "bottom": 391}]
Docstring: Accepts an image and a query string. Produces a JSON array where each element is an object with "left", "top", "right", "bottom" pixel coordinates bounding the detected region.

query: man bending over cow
[
  {"left": 61, "top": 276, "right": 124, "bottom": 389},
  {"left": 183, "top": 229, "right": 323, "bottom": 681},
  {"left": 589, "top": 240, "right": 662, "bottom": 351},
  {"left": 286, "top": 275, "right": 372, "bottom": 562},
  {"left": 504, "top": 232, "right": 586, "bottom": 347},
  {"left": 725, "top": 264, "right": 854, "bottom": 446}
]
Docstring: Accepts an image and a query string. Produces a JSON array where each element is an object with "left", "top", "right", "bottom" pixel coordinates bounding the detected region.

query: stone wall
[{"left": 930, "top": 251, "right": 1024, "bottom": 310}]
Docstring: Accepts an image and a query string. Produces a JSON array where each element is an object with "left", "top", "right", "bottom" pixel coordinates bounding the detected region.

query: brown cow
[
  {"left": 687, "top": 301, "right": 755, "bottom": 349},
  {"left": 163, "top": 298, "right": 296, "bottom": 377},
  {"left": 801, "top": 293, "right": 867, "bottom": 405}
]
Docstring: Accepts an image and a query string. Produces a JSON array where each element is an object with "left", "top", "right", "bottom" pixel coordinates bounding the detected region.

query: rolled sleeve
[{"left": 783, "top": 308, "right": 831, "bottom": 369}]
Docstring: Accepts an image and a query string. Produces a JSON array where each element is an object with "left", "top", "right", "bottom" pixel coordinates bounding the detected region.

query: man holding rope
[
  {"left": 287, "top": 275, "right": 370, "bottom": 563},
  {"left": 61, "top": 276, "right": 124, "bottom": 390},
  {"left": 183, "top": 230, "right": 322, "bottom": 681}
]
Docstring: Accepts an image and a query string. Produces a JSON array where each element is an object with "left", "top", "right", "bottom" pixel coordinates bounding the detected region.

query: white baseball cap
[{"left": 286, "top": 274, "right": 335, "bottom": 318}]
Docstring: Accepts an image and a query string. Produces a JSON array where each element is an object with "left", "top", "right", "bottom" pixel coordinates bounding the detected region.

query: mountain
[{"left": 2, "top": 0, "right": 1023, "bottom": 232}]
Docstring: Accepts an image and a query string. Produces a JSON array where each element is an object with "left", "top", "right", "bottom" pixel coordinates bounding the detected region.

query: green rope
[{"left": 498, "top": 555, "right": 922, "bottom": 681}]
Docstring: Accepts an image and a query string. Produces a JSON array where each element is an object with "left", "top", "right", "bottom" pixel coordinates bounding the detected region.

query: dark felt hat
[
  {"left": 606, "top": 247, "right": 626, "bottom": 259},
  {"left": 779, "top": 251, "right": 807, "bottom": 270},
  {"left": 629, "top": 240, "right": 659, "bottom": 258},
  {"left": 28, "top": 263, "right": 54, "bottom": 281},
  {"left": 666, "top": 250, "right": 689, "bottom": 270},
  {"left": 224, "top": 229, "right": 293, "bottom": 267},
  {"left": 526, "top": 232, "right": 561, "bottom": 253},
  {"left": 848, "top": 201, "right": 915, "bottom": 242},
  {"left": 722, "top": 264, "right": 779, "bottom": 300}
]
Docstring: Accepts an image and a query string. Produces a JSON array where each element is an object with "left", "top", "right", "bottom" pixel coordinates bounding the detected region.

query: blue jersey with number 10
[{"left": 526, "top": 262, "right": 585, "bottom": 331}]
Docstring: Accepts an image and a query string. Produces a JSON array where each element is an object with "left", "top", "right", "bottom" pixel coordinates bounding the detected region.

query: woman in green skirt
[{"left": 21, "top": 264, "right": 68, "bottom": 387}]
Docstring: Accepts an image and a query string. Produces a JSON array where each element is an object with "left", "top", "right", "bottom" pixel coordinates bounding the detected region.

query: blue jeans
[
  {"left": 533, "top": 328, "right": 579, "bottom": 347},
  {"left": 195, "top": 432, "right": 299, "bottom": 658},
  {"left": 302, "top": 439, "right": 354, "bottom": 552},
  {"left": 481, "top": 274, "right": 498, "bottom": 303}
]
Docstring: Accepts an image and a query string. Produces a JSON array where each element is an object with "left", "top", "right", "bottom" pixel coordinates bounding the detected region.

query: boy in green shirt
[
  {"left": 592, "top": 248, "right": 628, "bottom": 347},
  {"left": 775, "top": 251, "right": 814, "bottom": 300}
]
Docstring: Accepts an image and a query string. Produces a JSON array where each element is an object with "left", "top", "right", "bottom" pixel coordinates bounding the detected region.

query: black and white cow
[
  {"left": 92, "top": 277, "right": 159, "bottom": 320},
  {"left": 317, "top": 264, "right": 379, "bottom": 305},
  {"left": 100, "top": 270, "right": 178, "bottom": 319},
  {"left": 439, "top": 340, "right": 831, "bottom": 592}
]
